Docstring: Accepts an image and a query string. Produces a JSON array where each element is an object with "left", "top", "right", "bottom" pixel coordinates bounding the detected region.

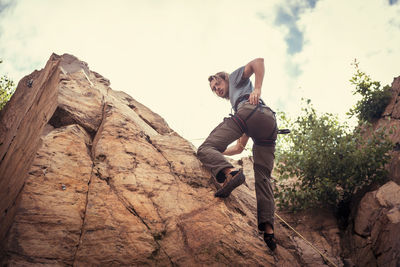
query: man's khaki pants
[{"left": 197, "top": 102, "right": 277, "bottom": 231}]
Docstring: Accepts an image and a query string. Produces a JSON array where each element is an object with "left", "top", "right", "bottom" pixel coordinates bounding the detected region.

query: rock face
[
  {"left": 343, "top": 181, "right": 400, "bottom": 267},
  {"left": 0, "top": 54, "right": 344, "bottom": 266},
  {"left": 378, "top": 76, "right": 400, "bottom": 185},
  {"left": 0, "top": 57, "right": 60, "bottom": 246},
  {"left": 341, "top": 76, "right": 400, "bottom": 267}
]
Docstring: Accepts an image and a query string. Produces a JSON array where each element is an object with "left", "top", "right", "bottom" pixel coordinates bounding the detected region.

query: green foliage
[
  {"left": 275, "top": 100, "right": 393, "bottom": 212},
  {"left": 348, "top": 61, "right": 392, "bottom": 122},
  {"left": 0, "top": 59, "right": 16, "bottom": 110}
]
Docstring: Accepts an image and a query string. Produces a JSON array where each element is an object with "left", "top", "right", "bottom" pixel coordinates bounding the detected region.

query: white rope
[
  {"left": 275, "top": 212, "right": 339, "bottom": 267},
  {"left": 192, "top": 136, "right": 338, "bottom": 267},
  {"left": 81, "top": 68, "right": 93, "bottom": 87}
]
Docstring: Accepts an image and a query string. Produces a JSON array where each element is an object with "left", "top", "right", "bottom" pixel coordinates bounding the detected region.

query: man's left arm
[
  {"left": 222, "top": 134, "right": 249, "bottom": 156},
  {"left": 242, "top": 58, "right": 265, "bottom": 105}
]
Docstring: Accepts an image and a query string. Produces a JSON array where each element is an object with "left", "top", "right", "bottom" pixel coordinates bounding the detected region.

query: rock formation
[
  {"left": 346, "top": 181, "right": 400, "bottom": 266},
  {"left": 380, "top": 76, "right": 400, "bottom": 185},
  {"left": 1, "top": 53, "right": 345, "bottom": 266},
  {"left": 341, "top": 76, "right": 400, "bottom": 267}
]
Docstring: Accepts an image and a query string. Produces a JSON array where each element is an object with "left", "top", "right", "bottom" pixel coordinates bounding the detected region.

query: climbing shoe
[
  {"left": 264, "top": 233, "right": 277, "bottom": 251},
  {"left": 214, "top": 169, "right": 245, "bottom": 198}
]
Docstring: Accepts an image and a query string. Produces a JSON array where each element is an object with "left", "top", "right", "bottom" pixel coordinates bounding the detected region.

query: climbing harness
[
  {"left": 189, "top": 94, "right": 290, "bottom": 146},
  {"left": 230, "top": 94, "right": 290, "bottom": 147}
]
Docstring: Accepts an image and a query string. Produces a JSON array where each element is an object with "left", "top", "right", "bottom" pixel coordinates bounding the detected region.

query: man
[{"left": 197, "top": 58, "right": 277, "bottom": 251}]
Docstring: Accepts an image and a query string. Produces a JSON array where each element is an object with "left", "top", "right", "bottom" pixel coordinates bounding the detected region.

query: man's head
[{"left": 208, "top": 72, "right": 229, "bottom": 99}]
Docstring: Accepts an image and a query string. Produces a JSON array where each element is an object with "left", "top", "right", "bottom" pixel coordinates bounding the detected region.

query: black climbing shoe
[
  {"left": 214, "top": 169, "right": 245, "bottom": 198},
  {"left": 264, "top": 233, "right": 277, "bottom": 251}
]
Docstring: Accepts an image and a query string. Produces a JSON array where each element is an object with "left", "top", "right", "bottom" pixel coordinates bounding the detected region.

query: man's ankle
[
  {"left": 265, "top": 223, "right": 274, "bottom": 234},
  {"left": 223, "top": 168, "right": 236, "bottom": 179}
]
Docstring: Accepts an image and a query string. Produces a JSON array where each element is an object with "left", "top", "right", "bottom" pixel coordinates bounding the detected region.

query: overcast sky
[{"left": 0, "top": 0, "right": 399, "bottom": 149}]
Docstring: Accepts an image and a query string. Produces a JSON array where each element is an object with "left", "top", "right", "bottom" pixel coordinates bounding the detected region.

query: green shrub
[
  {"left": 0, "top": 59, "right": 16, "bottom": 110},
  {"left": 348, "top": 62, "right": 392, "bottom": 122},
  {"left": 0, "top": 75, "right": 15, "bottom": 110},
  {"left": 275, "top": 100, "right": 393, "bottom": 212}
]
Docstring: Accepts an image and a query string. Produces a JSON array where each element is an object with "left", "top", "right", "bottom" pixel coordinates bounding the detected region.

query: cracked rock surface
[
  {"left": 342, "top": 181, "right": 400, "bottom": 267},
  {"left": 0, "top": 53, "right": 345, "bottom": 266},
  {"left": 340, "top": 75, "right": 400, "bottom": 267}
]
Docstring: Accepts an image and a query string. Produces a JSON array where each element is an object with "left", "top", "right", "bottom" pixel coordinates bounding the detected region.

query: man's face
[{"left": 210, "top": 77, "right": 229, "bottom": 98}]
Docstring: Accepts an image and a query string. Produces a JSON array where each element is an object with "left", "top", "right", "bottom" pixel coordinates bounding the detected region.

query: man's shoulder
[{"left": 229, "top": 66, "right": 245, "bottom": 86}]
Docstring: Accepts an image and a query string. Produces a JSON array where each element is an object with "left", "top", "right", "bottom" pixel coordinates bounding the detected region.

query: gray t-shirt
[{"left": 229, "top": 66, "right": 254, "bottom": 111}]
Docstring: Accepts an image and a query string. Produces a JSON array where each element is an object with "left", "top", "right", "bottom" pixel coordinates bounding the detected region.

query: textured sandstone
[
  {"left": 0, "top": 54, "right": 345, "bottom": 266},
  {"left": 237, "top": 158, "right": 343, "bottom": 267},
  {"left": 276, "top": 210, "right": 342, "bottom": 267},
  {"left": 339, "top": 76, "right": 400, "bottom": 267},
  {"left": 0, "top": 56, "right": 61, "bottom": 244},
  {"left": 6, "top": 124, "right": 92, "bottom": 265},
  {"left": 383, "top": 76, "right": 400, "bottom": 120},
  {"left": 375, "top": 75, "right": 400, "bottom": 184},
  {"left": 346, "top": 181, "right": 400, "bottom": 267}
]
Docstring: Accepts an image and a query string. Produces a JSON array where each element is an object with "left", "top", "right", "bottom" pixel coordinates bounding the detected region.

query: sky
[{"left": 0, "top": 0, "right": 399, "bottom": 150}]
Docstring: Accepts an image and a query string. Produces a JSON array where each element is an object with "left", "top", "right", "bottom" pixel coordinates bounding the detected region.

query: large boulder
[
  {"left": 344, "top": 181, "right": 400, "bottom": 267},
  {"left": 0, "top": 53, "right": 343, "bottom": 266}
]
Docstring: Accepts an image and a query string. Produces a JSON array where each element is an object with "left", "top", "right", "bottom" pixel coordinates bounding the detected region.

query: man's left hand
[{"left": 249, "top": 88, "right": 261, "bottom": 105}]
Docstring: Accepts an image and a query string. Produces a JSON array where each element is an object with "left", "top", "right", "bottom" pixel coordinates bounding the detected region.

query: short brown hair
[{"left": 208, "top": 71, "right": 229, "bottom": 83}]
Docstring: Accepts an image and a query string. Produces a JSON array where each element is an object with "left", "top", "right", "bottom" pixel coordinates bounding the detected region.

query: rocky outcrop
[
  {"left": 378, "top": 76, "right": 400, "bottom": 185},
  {"left": 0, "top": 57, "right": 60, "bottom": 245},
  {"left": 342, "top": 181, "right": 400, "bottom": 267},
  {"left": 0, "top": 54, "right": 344, "bottom": 266},
  {"left": 239, "top": 158, "right": 343, "bottom": 267},
  {"left": 341, "top": 76, "right": 400, "bottom": 267}
]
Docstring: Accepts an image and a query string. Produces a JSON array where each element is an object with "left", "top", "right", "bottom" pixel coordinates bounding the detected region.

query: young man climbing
[{"left": 197, "top": 58, "right": 277, "bottom": 251}]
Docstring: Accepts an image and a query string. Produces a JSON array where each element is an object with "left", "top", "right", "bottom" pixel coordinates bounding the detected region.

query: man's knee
[
  {"left": 253, "top": 162, "right": 273, "bottom": 177},
  {"left": 197, "top": 143, "right": 209, "bottom": 159}
]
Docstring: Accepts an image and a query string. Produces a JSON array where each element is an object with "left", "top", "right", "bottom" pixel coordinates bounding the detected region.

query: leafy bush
[
  {"left": 348, "top": 62, "right": 392, "bottom": 122},
  {"left": 275, "top": 100, "right": 393, "bottom": 212},
  {"left": 0, "top": 59, "right": 16, "bottom": 110},
  {"left": 0, "top": 75, "right": 15, "bottom": 110}
]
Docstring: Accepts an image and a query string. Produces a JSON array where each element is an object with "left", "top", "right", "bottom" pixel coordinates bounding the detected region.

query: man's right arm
[{"left": 242, "top": 58, "right": 265, "bottom": 105}]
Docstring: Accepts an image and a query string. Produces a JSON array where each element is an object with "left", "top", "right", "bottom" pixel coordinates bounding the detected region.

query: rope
[
  {"left": 274, "top": 212, "right": 339, "bottom": 267},
  {"left": 191, "top": 136, "right": 336, "bottom": 266}
]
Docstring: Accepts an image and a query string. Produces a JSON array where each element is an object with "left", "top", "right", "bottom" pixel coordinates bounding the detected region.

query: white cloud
[
  {"left": 293, "top": 0, "right": 400, "bottom": 120},
  {"left": 0, "top": 0, "right": 399, "bottom": 148}
]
